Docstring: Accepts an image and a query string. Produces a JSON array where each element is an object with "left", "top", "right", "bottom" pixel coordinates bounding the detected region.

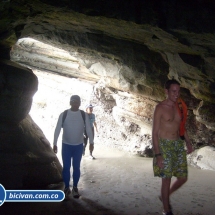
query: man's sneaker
[
  {"left": 162, "top": 211, "right": 173, "bottom": 215},
  {"left": 72, "top": 186, "right": 80, "bottom": 198},
  {"left": 89, "top": 155, "right": 95, "bottom": 160},
  {"left": 159, "top": 195, "right": 173, "bottom": 212},
  {"left": 64, "top": 187, "right": 71, "bottom": 199}
]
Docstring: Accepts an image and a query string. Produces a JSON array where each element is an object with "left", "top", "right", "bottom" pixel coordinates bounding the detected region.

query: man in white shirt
[{"left": 53, "top": 95, "right": 94, "bottom": 199}]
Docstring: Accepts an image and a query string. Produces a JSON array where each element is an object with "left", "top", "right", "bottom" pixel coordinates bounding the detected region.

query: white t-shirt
[{"left": 53, "top": 109, "right": 94, "bottom": 146}]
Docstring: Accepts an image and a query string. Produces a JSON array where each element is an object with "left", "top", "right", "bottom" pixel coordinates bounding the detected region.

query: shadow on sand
[{"left": 0, "top": 182, "right": 120, "bottom": 215}]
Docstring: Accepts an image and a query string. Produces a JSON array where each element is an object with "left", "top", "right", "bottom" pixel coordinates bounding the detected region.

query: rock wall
[
  {"left": 2, "top": 1, "right": 215, "bottom": 137},
  {"left": 41, "top": 0, "right": 215, "bottom": 33},
  {"left": 7, "top": 1, "right": 215, "bottom": 154},
  {"left": 9, "top": 10, "right": 215, "bottom": 147},
  {"left": 0, "top": 60, "right": 62, "bottom": 189},
  {"left": 30, "top": 70, "right": 215, "bottom": 171}
]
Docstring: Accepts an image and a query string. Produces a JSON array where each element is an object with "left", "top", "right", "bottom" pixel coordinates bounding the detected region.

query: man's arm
[
  {"left": 53, "top": 113, "right": 63, "bottom": 153},
  {"left": 85, "top": 113, "right": 94, "bottom": 144},
  {"left": 152, "top": 105, "right": 164, "bottom": 168},
  {"left": 184, "top": 130, "right": 193, "bottom": 154},
  {"left": 152, "top": 105, "right": 161, "bottom": 154},
  {"left": 94, "top": 122, "right": 98, "bottom": 132},
  {"left": 91, "top": 113, "right": 98, "bottom": 132}
]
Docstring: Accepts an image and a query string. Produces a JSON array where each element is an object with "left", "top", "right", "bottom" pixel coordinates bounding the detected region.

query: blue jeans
[{"left": 62, "top": 143, "right": 83, "bottom": 188}]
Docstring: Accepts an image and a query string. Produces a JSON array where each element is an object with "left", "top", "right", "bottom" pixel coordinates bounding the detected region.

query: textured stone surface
[
  {"left": 46, "top": 0, "right": 215, "bottom": 33},
  {"left": 0, "top": 115, "right": 63, "bottom": 189},
  {"left": 3, "top": 1, "right": 215, "bottom": 148},
  {"left": 0, "top": 61, "right": 62, "bottom": 189},
  {"left": 1, "top": 1, "right": 215, "bottom": 143},
  {"left": 188, "top": 146, "right": 215, "bottom": 171},
  {"left": 7, "top": 4, "right": 215, "bottom": 134},
  {"left": 0, "top": 60, "right": 37, "bottom": 126},
  {"left": 8, "top": 8, "right": 214, "bottom": 145}
]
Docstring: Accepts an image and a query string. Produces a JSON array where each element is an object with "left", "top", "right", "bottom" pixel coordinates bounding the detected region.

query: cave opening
[{"left": 10, "top": 37, "right": 109, "bottom": 162}]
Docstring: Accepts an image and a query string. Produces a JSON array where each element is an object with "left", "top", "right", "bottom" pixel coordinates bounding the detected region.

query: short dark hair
[
  {"left": 164, "top": 79, "right": 180, "bottom": 90},
  {"left": 70, "top": 95, "right": 81, "bottom": 102}
]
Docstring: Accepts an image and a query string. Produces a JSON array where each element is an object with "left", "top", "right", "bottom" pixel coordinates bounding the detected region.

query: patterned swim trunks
[{"left": 153, "top": 138, "right": 188, "bottom": 178}]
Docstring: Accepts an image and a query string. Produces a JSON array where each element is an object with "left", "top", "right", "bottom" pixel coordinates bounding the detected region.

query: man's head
[
  {"left": 70, "top": 95, "right": 81, "bottom": 111},
  {"left": 164, "top": 79, "right": 180, "bottom": 90},
  {"left": 164, "top": 79, "right": 180, "bottom": 103},
  {"left": 86, "top": 104, "right": 94, "bottom": 113}
]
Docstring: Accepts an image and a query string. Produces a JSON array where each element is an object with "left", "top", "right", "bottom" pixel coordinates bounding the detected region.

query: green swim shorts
[{"left": 153, "top": 138, "right": 188, "bottom": 178}]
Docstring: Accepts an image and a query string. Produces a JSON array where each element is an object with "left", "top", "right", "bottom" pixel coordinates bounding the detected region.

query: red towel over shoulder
[{"left": 176, "top": 98, "right": 187, "bottom": 137}]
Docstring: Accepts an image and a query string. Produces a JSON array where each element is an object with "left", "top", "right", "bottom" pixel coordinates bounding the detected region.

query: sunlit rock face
[
  {"left": 9, "top": 3, "right": 215, "bottom": 149},
  {"left": 0, "top": 61, "right": 62, "bottom": 189},
  {"left": 188, "top": 146, "right": 215, "bottom": 171}
]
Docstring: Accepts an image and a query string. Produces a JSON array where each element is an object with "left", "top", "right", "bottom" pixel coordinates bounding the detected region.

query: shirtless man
[{"left": 152, "top": 79, "right": 193, "bottom": 215}]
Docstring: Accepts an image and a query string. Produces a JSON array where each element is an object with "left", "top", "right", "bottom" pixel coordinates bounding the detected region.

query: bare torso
[{"left": 157, "top": 100, "right": 181, "bottom": 140}]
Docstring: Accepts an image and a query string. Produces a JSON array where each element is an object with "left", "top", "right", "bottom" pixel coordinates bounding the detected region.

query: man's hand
[
  {"left": 89, "top": 143, "right": 94, "bottom": 152},
  {"left": 53, "top": 145, "right": 58, "bottom": 154},
  {"left": 156, "top": 156, "right": 164, "bottom": 169},
  {"left": 186, "top": 143, "right": 193, "bottom": 154}
]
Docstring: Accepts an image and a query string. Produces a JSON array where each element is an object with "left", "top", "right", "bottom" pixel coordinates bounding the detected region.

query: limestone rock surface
[
  {"left": 188, "top": 146, "right": 215, "bottom": 171},
  {"left": 7, "top": 2, "right": 215, "bottom": 138},
  {"left": 0, "top": 61, "right": 62, "bottom": 189}
]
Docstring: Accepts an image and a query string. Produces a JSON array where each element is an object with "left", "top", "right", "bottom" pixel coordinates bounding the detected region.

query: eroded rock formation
[
  {"left": 0, "top": 60, "right": 62, "bottom": 189},
  {"left": 8, "top": 2, "right": 215, "bottom": 145}
]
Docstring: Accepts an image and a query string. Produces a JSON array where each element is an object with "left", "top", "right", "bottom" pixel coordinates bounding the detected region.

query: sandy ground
[
  {"left": 1, "top": 143, "right": 215, "bottom": 215},
  {"left": 73, "top": 144, "right": 215, "bottom": 215}
]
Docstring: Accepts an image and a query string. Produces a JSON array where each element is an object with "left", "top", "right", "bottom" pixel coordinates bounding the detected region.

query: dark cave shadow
[
  {"left": 80, "top": 196, "right": 121, "bottom": 215},
  {"left": 0, "top": 200, "right": 94, "bottom": 215},
  {"left": 0, "top": 194, "right": 120, "bottom": 215}
]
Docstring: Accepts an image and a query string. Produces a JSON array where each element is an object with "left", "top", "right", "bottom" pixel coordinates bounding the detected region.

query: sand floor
[{"left": 1, "top": 144, "right": 215, "bottom": 215}]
